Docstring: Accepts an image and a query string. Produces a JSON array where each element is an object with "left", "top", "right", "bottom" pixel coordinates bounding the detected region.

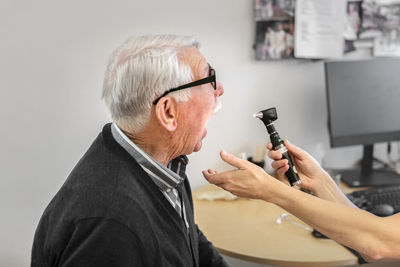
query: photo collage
[
  {"left": 254, "top": 0, "right": 296, "bottom": 60},
  {"left": 359, "top": 0, "right": 400, "bottom": 56},
  {"left": 255, "top": 0, "right": 400, "bottom": 60}
]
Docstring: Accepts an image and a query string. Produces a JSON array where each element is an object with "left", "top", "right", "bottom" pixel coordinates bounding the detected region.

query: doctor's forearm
[
  {"left": 266, "top": 183, "right": 400, "bottom": 261},
  {"left": 311, "top": 175, "right": 356, "bottom": 208}
]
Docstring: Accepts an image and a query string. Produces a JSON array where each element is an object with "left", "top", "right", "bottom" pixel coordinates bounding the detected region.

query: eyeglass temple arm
[{"left": 152, "top": 75, "right": 215, "bottom": 105}]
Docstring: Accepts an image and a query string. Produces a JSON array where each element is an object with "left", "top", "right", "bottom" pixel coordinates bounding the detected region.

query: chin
[
  {"left": 193, "top": 142, "right": 202, "bottom": 152},
  {"left": 191, "top": 129, "right": 207, "bottom": 153}
]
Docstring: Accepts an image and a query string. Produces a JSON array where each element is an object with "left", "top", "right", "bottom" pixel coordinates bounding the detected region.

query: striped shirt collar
[{"left": 111, "top": 122, "right": 187, "bottom": 190}]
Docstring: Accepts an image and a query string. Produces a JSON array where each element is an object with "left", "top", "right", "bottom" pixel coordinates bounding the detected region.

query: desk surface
[{"left": 193, "top": 184, "right": 358, "bottom": 267}]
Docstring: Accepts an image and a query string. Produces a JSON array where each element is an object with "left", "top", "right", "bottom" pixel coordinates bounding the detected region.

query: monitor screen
[{"left": 325, "top": 59, "right": 400, "bottom": 148}]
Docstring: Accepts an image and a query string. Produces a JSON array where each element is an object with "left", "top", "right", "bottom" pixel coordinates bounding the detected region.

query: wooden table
[{"left": 193, "top": 184, "right": 358, "bottom": 267}]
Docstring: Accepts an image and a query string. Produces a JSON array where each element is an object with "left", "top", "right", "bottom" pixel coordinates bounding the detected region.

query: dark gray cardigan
[{"left": 31, "top": 123, "right": 228, "bottom": 267}]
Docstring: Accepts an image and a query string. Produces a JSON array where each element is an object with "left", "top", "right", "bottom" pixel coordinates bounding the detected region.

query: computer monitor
[{"left": 325, "top": 58, "right": 400, "bottom": 187}]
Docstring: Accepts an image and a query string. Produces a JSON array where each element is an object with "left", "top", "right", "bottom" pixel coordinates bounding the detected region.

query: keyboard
[{"left": 346, "top": 185, "right": 400, "bottom": 214}]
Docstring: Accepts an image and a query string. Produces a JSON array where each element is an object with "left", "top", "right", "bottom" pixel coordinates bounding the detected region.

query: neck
[{"left": 121, "top": 125, "right": 181, "bottom": 166}]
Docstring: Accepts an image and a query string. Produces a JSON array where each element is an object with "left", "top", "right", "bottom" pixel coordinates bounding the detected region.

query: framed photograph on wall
[
  {"left": 343, "top": 0, "right": 362, "bottom": 53},
  {"left": 254, "top": 0, "right": 296, "bottom": 60},
  {"left": 255, "top": 20, "right": 295, "bottom": 60},
  {"left": 344, "top": 0, "right": 362, "bottom": 41},
  {"left": 254, "top": 0, "right": 295, "bottom": 20}
]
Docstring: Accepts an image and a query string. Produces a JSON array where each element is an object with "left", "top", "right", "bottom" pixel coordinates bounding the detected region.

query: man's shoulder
[
  {"left": 36, "top": 160, "right": 156, "bottom": 254},
  {"left": 42, "top": 124, "right": 153, "bottom": 225},
  {"left": 65, "top": 123, "right": 146, "bottom": 191}
]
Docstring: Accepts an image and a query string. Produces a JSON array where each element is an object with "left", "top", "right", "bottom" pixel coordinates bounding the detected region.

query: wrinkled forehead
[{"left": 179, "top": 47, "right": 208, "bottom": 80}]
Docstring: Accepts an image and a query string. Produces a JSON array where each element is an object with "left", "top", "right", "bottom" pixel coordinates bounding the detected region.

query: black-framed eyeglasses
[{"left": 153, "top": 64, "right": 216, "bottom": 105}]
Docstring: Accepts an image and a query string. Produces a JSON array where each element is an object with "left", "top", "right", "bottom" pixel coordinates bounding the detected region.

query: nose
[{"left": 215, "top": 81, "right": 224, "bottom": 97}]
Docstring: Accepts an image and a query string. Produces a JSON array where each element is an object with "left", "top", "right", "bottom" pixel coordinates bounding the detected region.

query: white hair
[{"left": 102, "top": 34, "right": 200, "bottom": 132}]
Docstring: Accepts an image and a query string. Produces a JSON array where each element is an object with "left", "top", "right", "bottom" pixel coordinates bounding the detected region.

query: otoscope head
[
  {"left": 254, "top": 107, "right": 278, "bottom": 134},
  {"left": 254, "top": 107, "right": 278, "bottom": 124}
]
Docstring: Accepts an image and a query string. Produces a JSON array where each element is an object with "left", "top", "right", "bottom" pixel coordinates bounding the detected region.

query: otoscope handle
[
  {"left": 274, "top": 144, "right": 301, "bottom": 186},
  {"left": 254, "top": 107, "right": 301, "bottom": 186}
]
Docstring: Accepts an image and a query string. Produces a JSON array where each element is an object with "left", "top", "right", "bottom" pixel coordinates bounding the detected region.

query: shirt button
[{"left": 166, "top": 188, "right": 172, "bottom": 192}]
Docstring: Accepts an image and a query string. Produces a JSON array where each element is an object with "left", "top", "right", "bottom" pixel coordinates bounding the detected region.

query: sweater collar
[{"left": 111, "top": 122, "right": 187, "bottom": 189}]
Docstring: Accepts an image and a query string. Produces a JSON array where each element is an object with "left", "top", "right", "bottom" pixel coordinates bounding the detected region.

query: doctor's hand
[
  {"left": 267, "top": 140, "right": 331, "bottom": 194},
  {"left": 202, "top": 150, "right": 282, "bottom": 201}
]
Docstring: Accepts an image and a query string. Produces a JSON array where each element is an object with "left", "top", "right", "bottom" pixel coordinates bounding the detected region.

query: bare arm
[
  {"left": 272, "top": 182, "right": 400, "bottom": 262},
  {"left": 203, "top": 151, "right": 400, "bottom": 262}
]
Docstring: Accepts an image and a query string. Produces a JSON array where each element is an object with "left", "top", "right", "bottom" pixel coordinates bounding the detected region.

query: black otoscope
[{"left": 254, "top": 107, "right": 301, "bottom": 186}]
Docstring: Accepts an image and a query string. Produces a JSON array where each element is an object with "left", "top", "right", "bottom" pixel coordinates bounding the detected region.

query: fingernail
[{"left": 221, "top": 150, "right": 227, "bottom": 156}]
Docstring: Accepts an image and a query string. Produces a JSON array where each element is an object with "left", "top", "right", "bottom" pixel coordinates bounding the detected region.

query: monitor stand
[{"left": 340, "top": 144, "right": 400, "bottom": 187}]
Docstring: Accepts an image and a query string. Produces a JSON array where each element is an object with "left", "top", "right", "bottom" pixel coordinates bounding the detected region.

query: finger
[
  {"left": 207, "top": 169, "right": 217, "bottom": 175},
  {"left": 268, "top": 150, "right": 283, "bottom": 160},
  {"left": 202, "top": 169, "right": 236, "bottom": 185},
  {"left": 284, "top": 139, "right": 307, "bottom": 160},
  {"left": 202, "top": 170, "right": 221, "bottom": 184},
  {"left": 266, "top": 142, "right": 273, "bottom": 151},
  {"left": 271, "top": 159, "right": 288, "bottom": 170},
  {"left": 272, "top": 169, "right": 288, "bottom": 183},
  {"left": 219, "top": 150, "right": 251, "bottom": 169},
  {"left": 277, "top": 165, "right": 289, "bottom": 176}
]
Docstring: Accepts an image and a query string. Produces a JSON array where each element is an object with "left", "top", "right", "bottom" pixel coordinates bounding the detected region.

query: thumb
[
  {"left": 284, "top": 139, "right": 307, "bottom": 160},
  {"left": 220, "top": 150, "right": 250, "bottom": 169}
]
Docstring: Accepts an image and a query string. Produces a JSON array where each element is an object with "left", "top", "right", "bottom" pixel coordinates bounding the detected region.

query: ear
[{"left": 154, "top": 97, "right": 178, "bottom": 132}]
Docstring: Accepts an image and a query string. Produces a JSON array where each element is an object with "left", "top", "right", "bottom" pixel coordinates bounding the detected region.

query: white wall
[{"left": 1, "top": 1, "right": 397, "bottom": 266}]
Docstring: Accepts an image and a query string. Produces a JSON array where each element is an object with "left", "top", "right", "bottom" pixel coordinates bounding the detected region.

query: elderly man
[{"left": 31, "top": 35, "right": 227, "bottom": 267}]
